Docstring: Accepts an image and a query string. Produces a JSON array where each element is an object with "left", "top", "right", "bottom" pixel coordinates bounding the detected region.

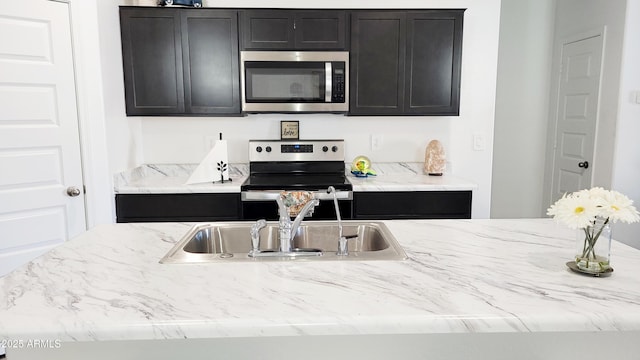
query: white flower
[
  {"left": 599, "top": 190, "right": 640, "bottom": 224},
  {"left": 548, "top": 187, "right": 640, "bottom": 228},
  {"left": 585, "top": 187, "right": 609, "bottom": 204},
  {"left": 547, "top": 192, "right": 600, "bottom": 229}
]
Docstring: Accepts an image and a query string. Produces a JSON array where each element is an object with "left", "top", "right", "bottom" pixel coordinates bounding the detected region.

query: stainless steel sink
[{"left": 160, "top": 221, "right": 407, "bottom": 263}]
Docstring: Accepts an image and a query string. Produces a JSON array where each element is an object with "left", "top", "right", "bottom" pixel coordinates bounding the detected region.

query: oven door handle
[
  {"left": 241, "top": 190, "right": 352, "bottom": 201},
  {"left": 325, "top": 62, "right": 332, "bottom": 102}
]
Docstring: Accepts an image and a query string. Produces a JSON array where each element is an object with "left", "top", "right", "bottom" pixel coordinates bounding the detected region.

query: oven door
[
  {"left": 240, "top": 51, "right": 348, "bottom": 112},
  {"left": 241, "top": 190, "right": 353, "bottom": 221}
]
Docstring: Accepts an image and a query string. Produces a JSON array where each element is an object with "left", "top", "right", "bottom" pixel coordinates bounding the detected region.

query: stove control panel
[{"left": 249, "top": 140, "right": 345, "bottom": 162}]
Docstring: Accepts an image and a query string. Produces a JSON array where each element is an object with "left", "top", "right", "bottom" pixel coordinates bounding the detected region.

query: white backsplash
[{"left": 140, "top": 114, "right": 452, "bottom": 165}]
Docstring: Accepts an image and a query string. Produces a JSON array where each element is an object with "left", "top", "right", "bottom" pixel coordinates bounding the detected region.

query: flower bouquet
[{"left": 547, "top": 187, "right": 640, "bottom": 273}]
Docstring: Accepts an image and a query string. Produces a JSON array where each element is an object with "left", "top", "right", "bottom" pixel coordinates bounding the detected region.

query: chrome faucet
[
  {"left": 247, "top": 188, "right": 354, "bottom": 259},
  {"left": 327, "top": 186, "right": 348, "bottom": 255},
  {"left": 275, "top": 196, "right": 319, "bottom": 253}
]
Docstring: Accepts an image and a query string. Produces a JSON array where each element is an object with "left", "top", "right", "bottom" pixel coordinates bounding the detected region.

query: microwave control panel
[{"left": 332, "top": 63, "right": 346, "bottom": 103}]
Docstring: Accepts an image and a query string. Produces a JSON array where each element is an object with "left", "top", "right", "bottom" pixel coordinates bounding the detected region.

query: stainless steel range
[{"left": 241, "top": 139, "right": 353, "bottom": 220}]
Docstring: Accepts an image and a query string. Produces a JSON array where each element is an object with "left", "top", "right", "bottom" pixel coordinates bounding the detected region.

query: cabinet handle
[{"left": 578, "top": 161, "right": 589, "bottom": 169}]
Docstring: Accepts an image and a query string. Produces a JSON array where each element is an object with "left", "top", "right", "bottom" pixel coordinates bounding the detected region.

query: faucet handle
[
  {"left": 250, "top": 219, "right": 267, "bottom": 254},
  {"left": 251, "top": 219, "right": 267, "bottom": 233},
  {"left": 303, "top": 199, "right": 320, "bottom": 217},
  {"left": 337, "top": 236, "right": 348, "bottom": 256}
]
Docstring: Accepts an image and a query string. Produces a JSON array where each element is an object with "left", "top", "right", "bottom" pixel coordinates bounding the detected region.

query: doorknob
[
  {"left": 66, "top": 186, "right": 82, "bottom": 197},
  {"left": 578, "top": 161, "right": 589, "bottom": 169}
]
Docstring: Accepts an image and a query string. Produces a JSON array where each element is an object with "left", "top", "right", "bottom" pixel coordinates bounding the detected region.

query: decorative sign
[{"left": 280, "top": 121, "right": 299, "bottom": 140}]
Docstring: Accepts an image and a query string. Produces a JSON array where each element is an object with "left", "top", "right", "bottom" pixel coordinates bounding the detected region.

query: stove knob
[
  {"left": 331, "top": 145, "right": 339, "bottom": 152},
  {"left": 322, "top": 146, "right": 329, "bottom": 152},
  {"left": 265, "top": 146, "right": 272, "bottom": 153},
  {"left": 256, "top": 146, "right": 263, "bottom": 153}
]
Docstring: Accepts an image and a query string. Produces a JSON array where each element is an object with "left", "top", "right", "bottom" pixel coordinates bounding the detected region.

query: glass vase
[{"left": 575, "top": 217, "right": 612, "bottom": 273}]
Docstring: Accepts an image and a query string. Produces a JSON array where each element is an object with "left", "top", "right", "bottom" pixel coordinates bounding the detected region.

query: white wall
[
  {"left": 97, "top": 0, "right": 144, "bottom": 175},
  {"left": 98, "top": 0, "right": 502, "bottom": 218},
  {"left": 491, "top": 0, "right": 556, "bottom": 218},
  {"left": 611, "top": 0, "right": 640, "bottom": 248}
]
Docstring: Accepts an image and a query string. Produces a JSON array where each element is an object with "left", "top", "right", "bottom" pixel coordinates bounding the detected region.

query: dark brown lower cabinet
[
  {"left": 353, "top": 191, "right": 472, "bottom": 219},
  {"left": 115, "top": 191, "right": 472, "bottom": 223},
  {"left": 115, "top": 193, "right": 241, "bottom": 223}
]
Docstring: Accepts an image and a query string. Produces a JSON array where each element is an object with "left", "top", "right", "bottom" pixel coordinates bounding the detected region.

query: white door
[
  {"left": 550, "top": 35, "right": 603, "bottom": 202},
  {"left": 0, "top": 0, "right": 86, "bottom": 276}
]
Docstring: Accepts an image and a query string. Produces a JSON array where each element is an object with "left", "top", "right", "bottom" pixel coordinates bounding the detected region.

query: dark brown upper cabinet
[
  {"left": 241, "top": 10, "right": 347, "bottom": 50},
  {"left": 349, "top": 10, "right": 464, "bottom": 116},
  {"left": 120, "top": 8, "right": 184, "bottom": 115},
  {"left": 120, "top": 7, "right": 240, "bottom": 116}
]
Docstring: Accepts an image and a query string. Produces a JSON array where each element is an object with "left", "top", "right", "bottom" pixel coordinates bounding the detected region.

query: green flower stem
[{"left": 580, "top": 217, "right": 609, "bottom": 260}]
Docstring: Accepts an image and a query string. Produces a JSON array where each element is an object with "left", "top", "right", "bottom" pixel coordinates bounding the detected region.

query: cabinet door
[
  {"left": 349, "top": 12, "right": 406, "bottom": 115},
  {"left": 241, "top": 10, "right": 295, "bottom": 49},
  {"left": 294, "top": 11, "right": 347, "bottom": 49},
  {"left": 120, "top": 8, "right": 185, "bottom": 115},
  {"left": 181, "top": 9, "right": 240, "bottom": 114},
  {"left": 405, "top": 11, "right": 463, "bottom": 115}
]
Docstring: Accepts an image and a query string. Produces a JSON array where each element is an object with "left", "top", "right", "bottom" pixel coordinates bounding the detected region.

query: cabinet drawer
[
  {"left": 116, "top": 193, "right": 241, "bottom": 222},
  {"left": 353, "top": 191, "right": 471, "bottom": 219}
]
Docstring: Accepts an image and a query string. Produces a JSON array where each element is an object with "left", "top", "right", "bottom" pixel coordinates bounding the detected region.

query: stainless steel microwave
[{"left": 240, "top": 51, "right": 349, "bottom": 113}]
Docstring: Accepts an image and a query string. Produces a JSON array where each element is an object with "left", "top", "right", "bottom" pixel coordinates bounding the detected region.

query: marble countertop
[
  {"left": 2, "top": 219, "right": 640, "bottom": 342},
  {"left": 113, "top": 163, "right": 476, "bottom": 194},
  {"left": 113, "top": 164, "right": 249, "bottom": 194},
  {"left": 348, "top": 162, "right": 476, "bottom": 191}
]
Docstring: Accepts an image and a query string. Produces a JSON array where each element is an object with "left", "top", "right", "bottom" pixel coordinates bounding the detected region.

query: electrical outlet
[
  {"left": 473, "top": 133, "right": 485, "bottom": 151},
  {"left": 371, "top": 134, "right": 383, "bottom": 150}
]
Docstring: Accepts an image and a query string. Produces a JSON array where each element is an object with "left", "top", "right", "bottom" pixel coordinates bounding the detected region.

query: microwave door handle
[{"left": 325, "top": 62, "right": 332, "bottom": 102}]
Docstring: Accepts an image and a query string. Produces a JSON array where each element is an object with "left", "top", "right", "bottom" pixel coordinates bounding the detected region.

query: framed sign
[{"left": 280, "top": 121, "right": 299, "bottom": 140}]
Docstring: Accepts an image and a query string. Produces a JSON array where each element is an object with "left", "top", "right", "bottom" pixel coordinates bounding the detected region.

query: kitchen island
[{"left": 2, "top": 219, "right": 640, "bottom": 359}]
